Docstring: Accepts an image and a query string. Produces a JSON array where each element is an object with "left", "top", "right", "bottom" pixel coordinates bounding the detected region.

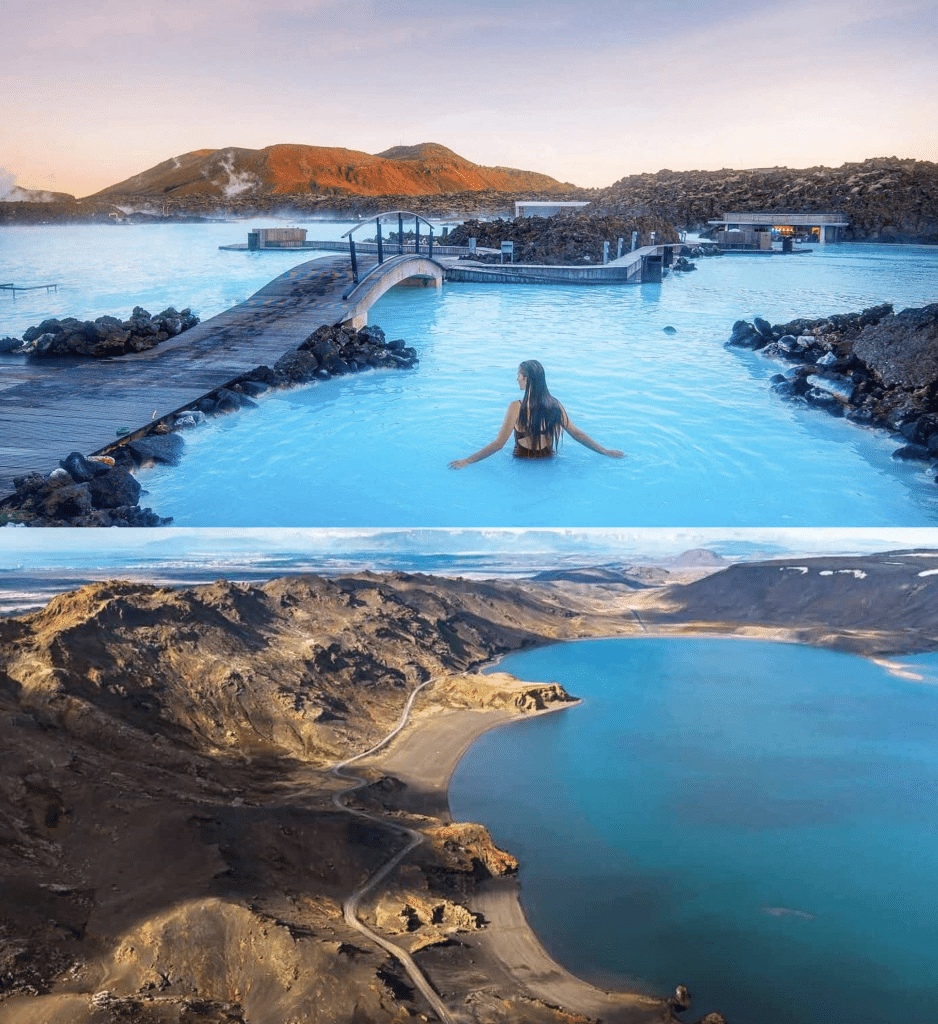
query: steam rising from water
[{"left": 0, "top": 166, "right": 60, "bottom": 203}]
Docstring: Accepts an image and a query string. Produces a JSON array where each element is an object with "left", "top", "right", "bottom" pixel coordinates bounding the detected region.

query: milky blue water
[
  {"left": 449, "top": 639, "right": 938, "bottom": 1024},
  {"left": 0, "top": 219, "right": 354, "bottom": 334},
  {"left": 3, "top": 226, "right": 938, "bottom": 526}
]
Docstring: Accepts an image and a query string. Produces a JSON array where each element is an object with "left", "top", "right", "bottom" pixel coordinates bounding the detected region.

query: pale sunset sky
[{"left": 2, "top": 0, "right": 937, "bottom": 197}]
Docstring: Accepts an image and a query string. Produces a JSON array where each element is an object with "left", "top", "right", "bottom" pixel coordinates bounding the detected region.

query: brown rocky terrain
[
  {"left": 0, "top": 572, "right": 653, "bottom": 1024},
  {"left": 91, "top": 144, "right": 571, "bottom": 203},
  {"left": 638, "top": 549, "right": 938, "bottom": 654},
  {"left": 589, "top": 157, "right": 938, "bottom": 243},
  {"left": 1, "top": 558, "right": 935, "bottom": 1023}
]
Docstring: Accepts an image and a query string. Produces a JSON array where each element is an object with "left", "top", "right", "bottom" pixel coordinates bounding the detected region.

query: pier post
[
  {"left": 631, "top": 231, "right": 638, "bottom": 251},
  {"left": 603, "top": 241, "right": 610, "bottom": 264},
  {"left": 617, "top": 237, "right": 624, "bottom": 258},
  {"left": 641, "top": 254, "right": 663, "bottom": 283},
  {"left": 349, "top": 238, "right": 359, "bottom": 284}
]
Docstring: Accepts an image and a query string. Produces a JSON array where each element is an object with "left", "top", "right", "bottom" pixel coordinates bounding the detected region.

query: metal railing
[{"left": 342, "top": 210, "right": 438, "bottom": 284}]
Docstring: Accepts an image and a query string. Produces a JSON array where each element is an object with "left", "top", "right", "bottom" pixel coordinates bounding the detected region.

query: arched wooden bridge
[{"left": 0, "top": 248, "right": 444, "bottom": 495}]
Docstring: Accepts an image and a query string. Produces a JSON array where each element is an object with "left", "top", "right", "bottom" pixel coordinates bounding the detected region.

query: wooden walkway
[{"left": 0, "top": 253, "right": 387, "bottom": 496}]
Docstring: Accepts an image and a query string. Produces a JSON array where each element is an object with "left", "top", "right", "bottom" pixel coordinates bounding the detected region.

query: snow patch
[
  {"left": 780, "top": 566, "right": 809, "bottom": 574},
  {"left": 918, "top": 569, "right": 938, "bottom": 577}
]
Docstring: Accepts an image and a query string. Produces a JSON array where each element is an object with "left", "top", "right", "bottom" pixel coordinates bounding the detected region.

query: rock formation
[
  {"left": 726, "top": 302, "right": 938, "bottom": 475},
  {"left": 2, "top": 307, "right": 199, "bottom": 358}
]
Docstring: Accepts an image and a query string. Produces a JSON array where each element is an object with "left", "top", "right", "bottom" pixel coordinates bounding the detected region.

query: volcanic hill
[{"left": 87, "top": 142, "right": 571, "bottom": 207}]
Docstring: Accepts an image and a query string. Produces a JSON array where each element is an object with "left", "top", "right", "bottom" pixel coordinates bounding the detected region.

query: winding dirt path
[{"left": 330, "top": 678, "right": 459, "bottom": 1024}]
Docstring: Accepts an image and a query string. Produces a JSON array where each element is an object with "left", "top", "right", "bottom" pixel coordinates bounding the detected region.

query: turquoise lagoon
[
  {"left": 3, "top": 226, "right": 938, "bottom": 525},
  {"left": 449, "top": 638, "right": 938, "bottom": 1024}
]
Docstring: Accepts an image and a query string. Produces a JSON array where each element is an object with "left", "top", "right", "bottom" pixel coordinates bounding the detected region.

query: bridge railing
[{"left": 342, "top": 211, "right": 438, "bottom": 283}]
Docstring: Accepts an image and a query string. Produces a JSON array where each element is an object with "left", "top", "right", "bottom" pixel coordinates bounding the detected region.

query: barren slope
[{"left": 86, "top": 143, "right": 571, "bottom": 203}]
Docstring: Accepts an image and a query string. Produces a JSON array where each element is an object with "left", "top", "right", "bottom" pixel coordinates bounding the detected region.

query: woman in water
[{"left": 449, "top": 360, "right": 624, "bottom": 468}]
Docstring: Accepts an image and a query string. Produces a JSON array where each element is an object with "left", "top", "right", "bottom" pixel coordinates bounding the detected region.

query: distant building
[
  {"left": 514, "top": 200, "right": 590, "bottom": 219},
  {"left": 715, "top": 229, "right": 774, "bottom": 251},
  {"left": 708, "top": 212, "right": 848, "bottom": 244},
  {"left": 247, "top": 227, "right": 308, "bottom": 249}
]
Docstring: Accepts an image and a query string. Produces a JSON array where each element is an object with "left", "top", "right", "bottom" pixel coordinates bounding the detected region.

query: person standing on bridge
[{"left": 448, "top": 359, "right": 625, "bottom": 468}]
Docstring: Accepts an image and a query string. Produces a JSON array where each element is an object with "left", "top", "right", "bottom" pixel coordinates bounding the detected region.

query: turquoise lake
[
  {"left": 3, "top": 225, "right": 938, "bottom": 526},
  {"left": 449, "top": 638, "right": 938, "bottom": 1024}
]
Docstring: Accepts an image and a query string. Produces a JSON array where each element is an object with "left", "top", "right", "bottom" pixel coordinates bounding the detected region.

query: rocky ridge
[
  {"left": 590, "top": 157, "right": 938, "bottom": 243},
  {"left": 89, "top": 143, "right": 572, "bottom": 204},
  {"left": 644, "top": 550, "right": 938, "bottom": 654},
  {"left": 0, "top": 143, "right": 578, "bottom": 225}
]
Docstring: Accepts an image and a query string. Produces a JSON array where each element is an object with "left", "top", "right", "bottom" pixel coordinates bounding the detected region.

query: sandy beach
[{"left": 351, "top": 677, "right": 675, "bottom": 1023}]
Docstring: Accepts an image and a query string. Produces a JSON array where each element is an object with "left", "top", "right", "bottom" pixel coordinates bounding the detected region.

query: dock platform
[{"left": 0, "top": 254, "right": 381, "bottom": 496}]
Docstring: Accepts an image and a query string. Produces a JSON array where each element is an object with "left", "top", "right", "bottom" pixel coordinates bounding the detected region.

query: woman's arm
[
  {"left": 562, "top": 408, "right": 625, "bottom": 458},
  {"left": 449, "top": 402, "right": 520, "bottom": 468}
]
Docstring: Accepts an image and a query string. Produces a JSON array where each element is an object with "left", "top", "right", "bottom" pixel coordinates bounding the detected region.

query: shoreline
[
  {"left": 350, "top": 621, "right": 937, "bottom": 1023},
  {"left": 354, "top": 676, "right": 677, "bottom": 1023}
]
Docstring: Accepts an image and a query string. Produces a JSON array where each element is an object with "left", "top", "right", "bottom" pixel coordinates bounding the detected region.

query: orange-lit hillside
[{"left": 87, "top": 143, "right": 571, "bottom": 201}]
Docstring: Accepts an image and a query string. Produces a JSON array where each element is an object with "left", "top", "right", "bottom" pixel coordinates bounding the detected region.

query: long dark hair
[{"left": 517, "top": 360, "right": 565, "bottom": 448}]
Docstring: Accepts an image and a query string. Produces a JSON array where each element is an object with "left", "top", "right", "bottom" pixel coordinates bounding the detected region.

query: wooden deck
[{"left": 0, "top": 253, "right": 382, "bottom": 496}]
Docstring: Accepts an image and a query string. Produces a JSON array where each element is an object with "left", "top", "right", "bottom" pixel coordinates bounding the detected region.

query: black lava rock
[
  {"left": 60, "top": 451, "right": 112, "bottom": 482},
  {"left": 87, "top": 467, "right": 142, "bottom": 509}
]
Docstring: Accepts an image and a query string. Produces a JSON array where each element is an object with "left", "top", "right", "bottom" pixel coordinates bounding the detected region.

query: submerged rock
[{"left": 126, "top": 433, "right": 185, "bottom": 466}]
